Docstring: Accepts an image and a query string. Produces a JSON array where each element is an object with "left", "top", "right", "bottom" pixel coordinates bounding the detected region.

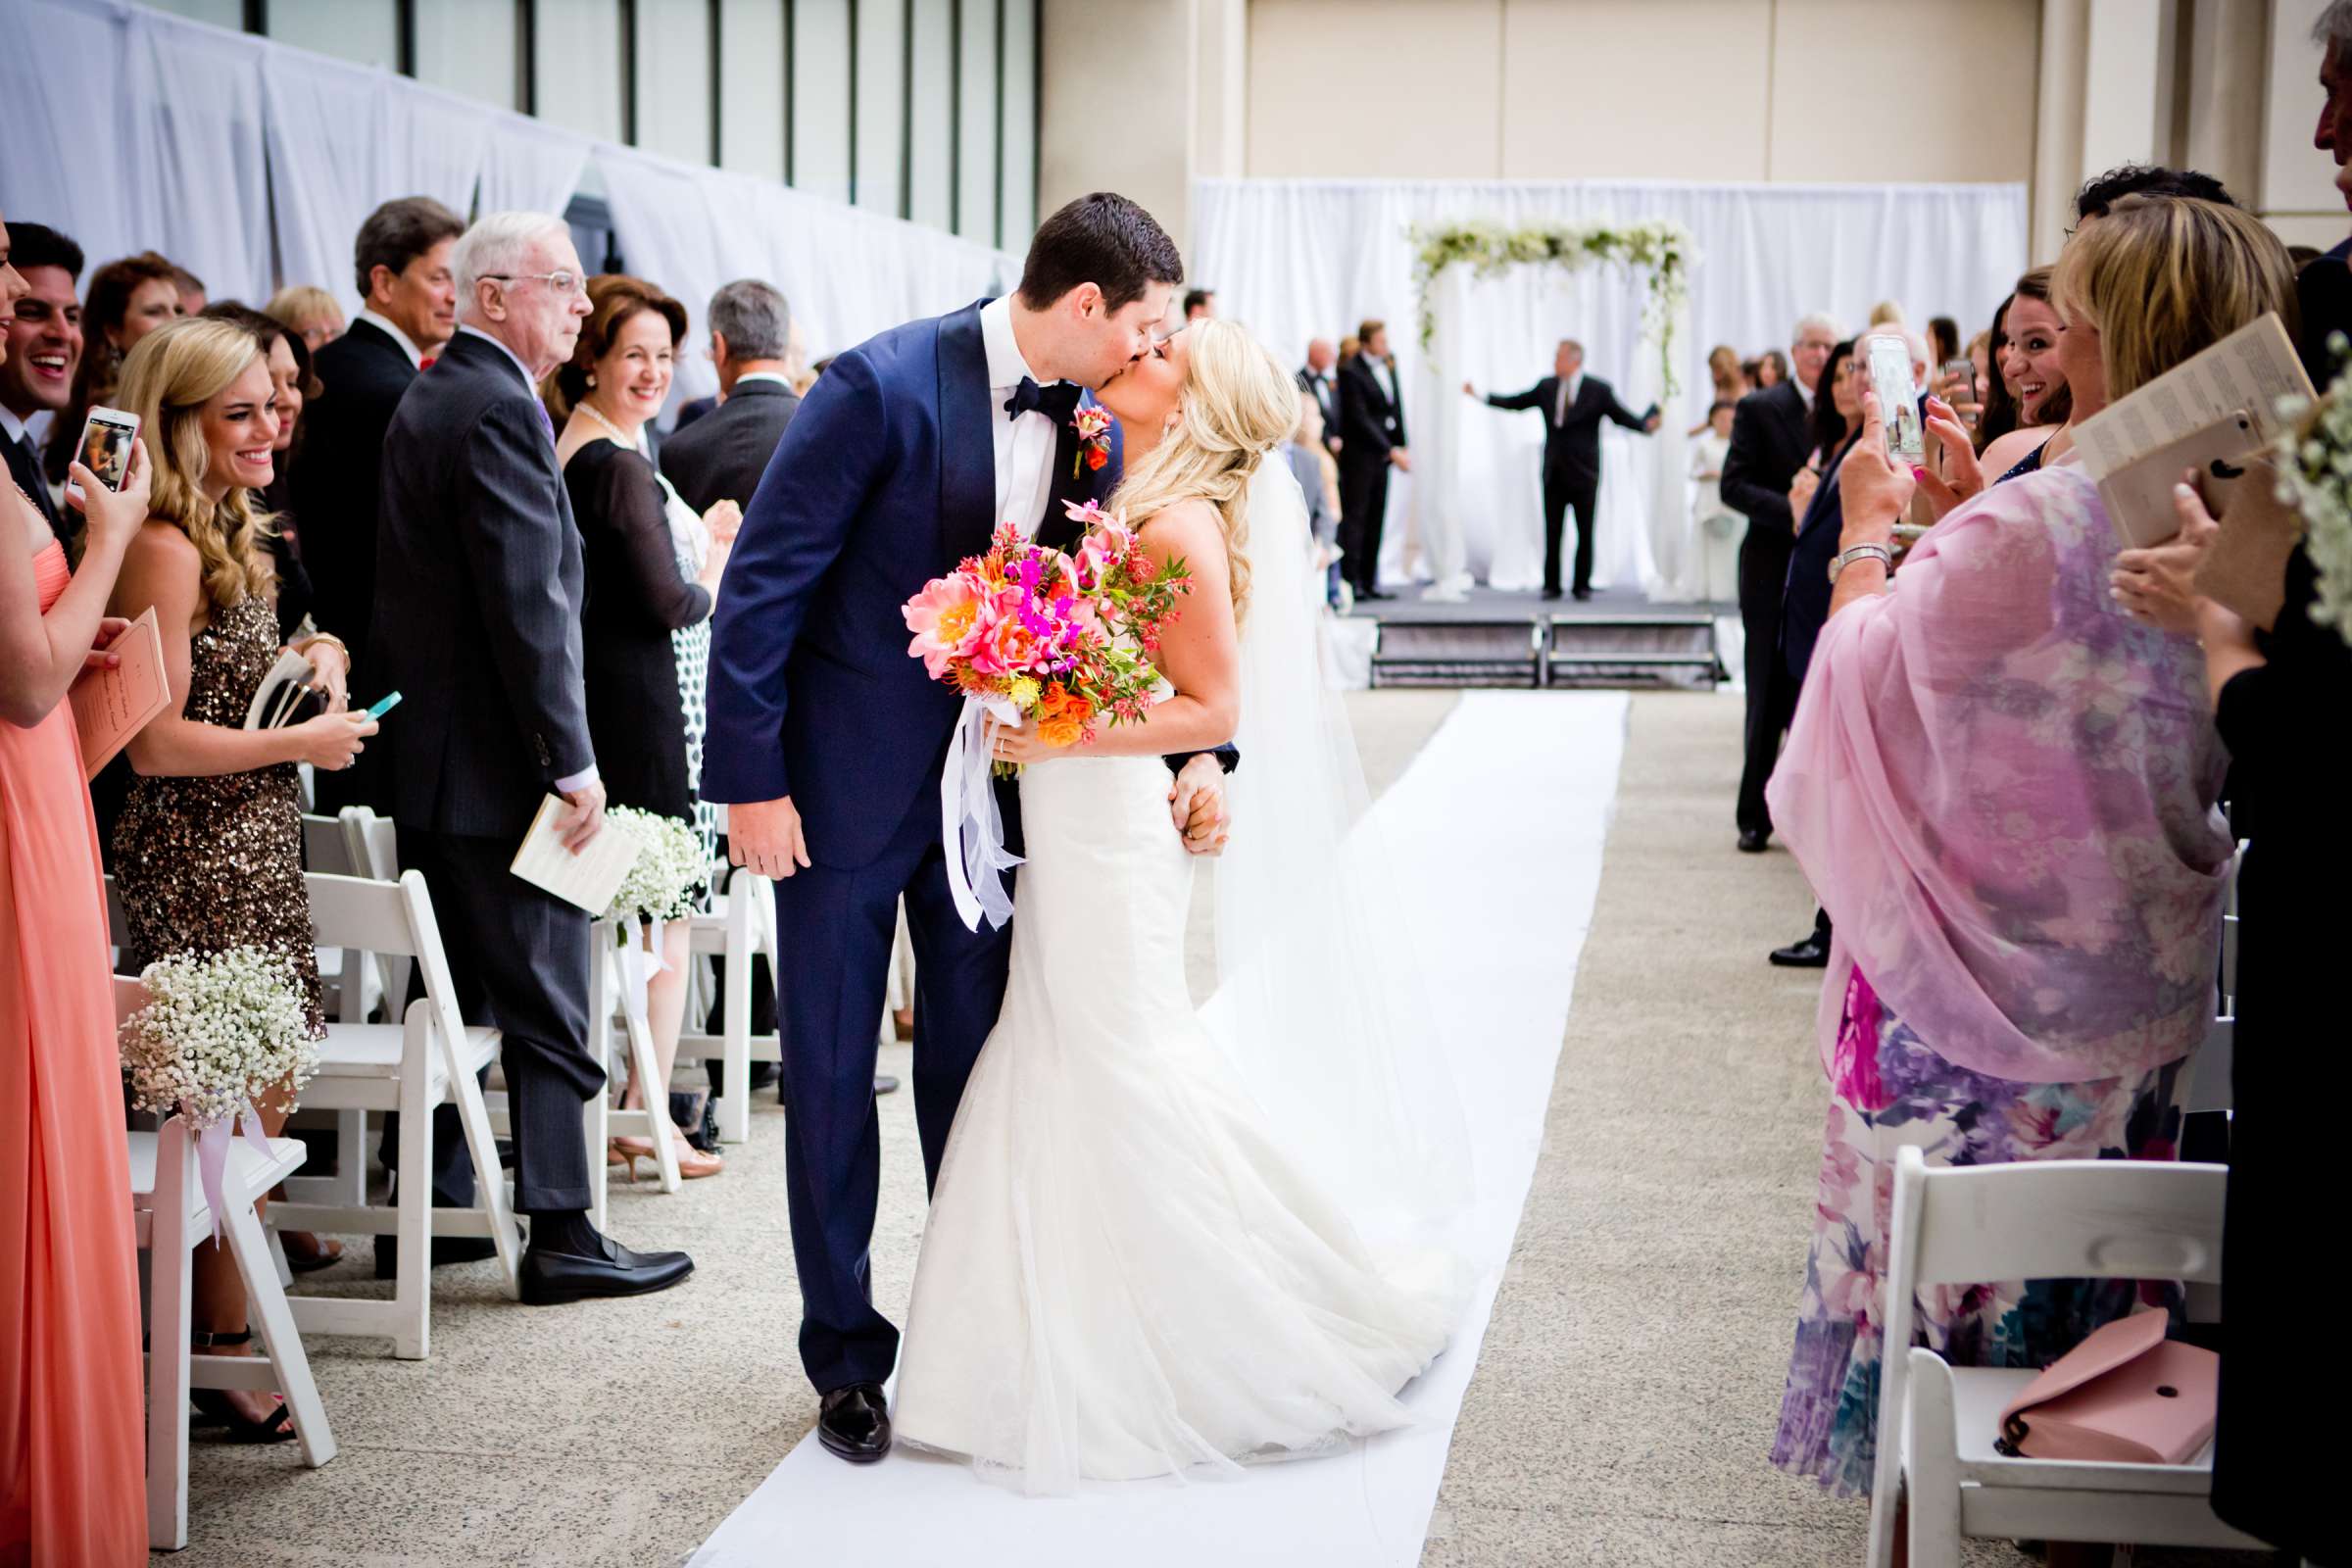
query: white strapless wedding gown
[{"left": 891, "top": 754, "right": 1455, "bottom": 1494}]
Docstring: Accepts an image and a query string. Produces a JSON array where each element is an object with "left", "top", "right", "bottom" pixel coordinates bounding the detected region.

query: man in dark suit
[
  {"left": 1337, "top": 319, "right": 1409, "bottom": 600},
  {"left": 707, "top": 192, "right": 1231, "bottom": 1465},
  {"left": 376, "top": 211, "right": 693, "bottom": 1305},
  {"left": 1464, "top": 339, "right": 1661, "bottom": 601},
  {"left": 1722, "top": 311, "right": 1839, "bottom": 853},
  {"left": 661, "top": 278, "right": 801, "bottom": 514},
  {"left": 673, "top": 394, "right": 717, "bottom": 430},
  {"left": 1297, "top": 337, "right": 1341, "bottom": 458},
  {"left": 293, "top": 195, "right": 465, "bottom": 814},
  {"left": 0, "top": 222, "right": 82, "bottom": 556}
]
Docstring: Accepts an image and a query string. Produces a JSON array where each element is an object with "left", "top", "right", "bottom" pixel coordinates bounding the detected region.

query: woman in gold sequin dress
[{"left": 106, "top": 318, "right": 377, "bottom": 1440}]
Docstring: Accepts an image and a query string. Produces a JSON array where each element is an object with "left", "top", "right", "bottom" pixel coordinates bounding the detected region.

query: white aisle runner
[{"left": 690, "top": 691, "right": 1630, "bottom": 1567}]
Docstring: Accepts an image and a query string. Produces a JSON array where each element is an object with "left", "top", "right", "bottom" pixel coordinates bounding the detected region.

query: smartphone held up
[
  {"left": 1867, "top": 338, "right": 1925, "bottom": 466},
  {"left": 66, "top": 406, "right": 138, "bottom": 502}
]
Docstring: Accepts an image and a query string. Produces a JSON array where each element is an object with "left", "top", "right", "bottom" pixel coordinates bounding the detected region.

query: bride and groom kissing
[{"left": 702, "top": 192, "right": 1467, "bottom": 1493}]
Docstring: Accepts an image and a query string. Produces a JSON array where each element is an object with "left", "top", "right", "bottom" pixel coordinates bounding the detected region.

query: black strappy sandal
[{"left": 186, "top": 1330, "right": 298, "bottom": 1444}]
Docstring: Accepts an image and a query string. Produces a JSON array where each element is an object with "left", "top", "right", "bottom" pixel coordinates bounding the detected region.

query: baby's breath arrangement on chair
[
  {"left": 600, "top": 806, "right": 712, "bottom": 924},
  {"left": 121, "top": 946, "right": 318, "bottom": 1128},
  {"left": 2276, "top": 345, "right": 2352, "bottom": 634}
]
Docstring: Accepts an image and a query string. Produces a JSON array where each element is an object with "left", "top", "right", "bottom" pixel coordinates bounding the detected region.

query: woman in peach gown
[{"left": 0, "top": 212, "right": 155, "bottom": 1567}]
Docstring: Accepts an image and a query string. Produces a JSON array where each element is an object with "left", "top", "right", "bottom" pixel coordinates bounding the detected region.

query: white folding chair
[
  {"left": 674, "top": 863, "right": 772, "bottom": 1145},
  {"left": 263, "top": 871, "right": 521, "bottom": 1358},
  {"left": 119, "top": 977, "right": 336, "bottom": 1550},
  {"left": 585, "top": 917, "right": 685, "bottom": 1224},
  {"left": 1866, "top": 1146, "right": 2267, "bottom": 1568}
]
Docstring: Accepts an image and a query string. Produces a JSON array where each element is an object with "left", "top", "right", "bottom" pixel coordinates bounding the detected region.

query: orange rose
[
  {"left": 1085, "top": 446, "right": 1108, "bottom": 471},
  {"left": 1035, "top": 684, "right": 1095, "bottom": 748}
]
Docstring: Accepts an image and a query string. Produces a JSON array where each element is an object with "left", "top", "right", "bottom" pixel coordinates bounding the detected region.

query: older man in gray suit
[
  {"left": 375, "top": 211, "right": 693, "bottom": 1304},
  {"left": 661, "top": 278, "right": 802, "bottom": 514}
]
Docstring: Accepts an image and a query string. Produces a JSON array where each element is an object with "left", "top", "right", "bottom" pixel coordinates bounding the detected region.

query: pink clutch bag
[{"left": 1994, "top": 1310, "right": 2218, "bottom": 1465}]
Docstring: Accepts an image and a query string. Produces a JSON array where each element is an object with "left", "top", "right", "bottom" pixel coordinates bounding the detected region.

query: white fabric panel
[
  {"left": 633, "top": 0, "right": 714, "bottom": 165},
  {"left": 715, "top": 0, "right": 786, "bottom": 180},
  {"left": 475, "top": 116, "right": 592, "bottom": 218},
  {"left": 414, "top": 0, "right": 521, "bottom": 112},
  {"left": 1193, "top": 177, "right": 2028, "bottom": 597},
  {"left": 997, "top": 0, "right": 1038, "bottom": 247},
  {"left": 265, "top": 0, "right": 398, "bottom": 70},
  {"left": 125, "top": 4, "right": 274, "bottom": 302},
  {"left": 954, "top": 0, "right": 998, "bottom": 244},
  {"left": 0, "top": 0, "right": 143, "bottom": 274},
  {"left": 262, "top": 55, "right": 488, "bottom": 312},
  {"left": 533, "top": 0, "right": 625, "bottom": 144},
  {"left": 790, "top": 0, "right": 853, "bottom": 206},
  {"left": 596, "top": 143, "right": 1016, "bottom": 421},
  {"left": 906, "top": 0, "right": 956, "bottom": 232},
  {"left": 855, "top": 0, "right": 907, "bottom": 216}
]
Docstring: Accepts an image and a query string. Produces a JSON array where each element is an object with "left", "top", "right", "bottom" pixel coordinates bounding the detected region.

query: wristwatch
[{"left": 1829, "top": 542, "right": 1894, "bottom": 583}]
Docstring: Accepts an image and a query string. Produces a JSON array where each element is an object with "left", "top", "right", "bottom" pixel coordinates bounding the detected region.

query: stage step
[{"left": 1367, "top": 614, "right": 1723, "bottom": 690}]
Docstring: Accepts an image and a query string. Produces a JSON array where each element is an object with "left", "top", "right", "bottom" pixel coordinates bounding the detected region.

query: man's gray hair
[
  {"left": 452, "top": 211, "right": 572, "bottom": 310},
  {"left": 2317, "top": 0, "right": 2352, "bottom": 54},
  {"left": 1793, "top": 311, "right": 1844, "bottom": 343},
  {"left": 708, "top": 278, "right": 791, "bottom": 361}
]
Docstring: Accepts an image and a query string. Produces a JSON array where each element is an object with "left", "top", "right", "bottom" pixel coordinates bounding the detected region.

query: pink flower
[
  {"left": 904, "top": 571, "right": 992, "bottom": 679},
  {"left": 967, "top": 592, "right": 1043, "bottom": 677}
]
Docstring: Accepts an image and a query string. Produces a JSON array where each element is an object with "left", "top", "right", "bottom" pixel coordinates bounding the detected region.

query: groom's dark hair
[{"left": 1015, "top": 193, "right": 1183, "bottom": 314}]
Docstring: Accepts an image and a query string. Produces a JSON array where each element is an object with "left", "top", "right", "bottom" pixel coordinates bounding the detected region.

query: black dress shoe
[
  {"left": 1541, "top": 586, "right": 1563, "bottom": 602},
  {"left": 1737, "top": 829, "right": 1770, "bottom": 854},
  {"left": 817, "top": 1381, "right": 892, "bottom": 1463},
  {"left": 1769, "top": 935, "right": 1831, "bottom": 968},
  {"left": 374, "top": 1232, "right": 505, "bottom": 1279},
  {"left": 1360, "top": 587, "right": 1394, "bottom": 602},
  {"left": 518, "top": 1236, "right": 694, "bottom": 1305},
  {"left": 1571, "top": 586, "right": 1593, "bottom": 602}
]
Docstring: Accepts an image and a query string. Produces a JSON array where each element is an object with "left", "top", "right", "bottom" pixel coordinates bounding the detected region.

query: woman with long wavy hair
[
  {"left": 891, "top": 318, "right": 1469, "bottom": 1493},
  {"left": 105, "top": 317, "right": 376, "bottom": 1441}
]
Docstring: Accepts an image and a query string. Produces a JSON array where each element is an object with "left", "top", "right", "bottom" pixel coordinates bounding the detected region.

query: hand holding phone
[{"left": 65, "top": 408, "right": 139, "bottom": 503}]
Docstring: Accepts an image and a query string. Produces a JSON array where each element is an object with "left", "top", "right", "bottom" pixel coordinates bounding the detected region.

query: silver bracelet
[{"left": 1828, "top": 542, "right": 1894, "bottom": 584}]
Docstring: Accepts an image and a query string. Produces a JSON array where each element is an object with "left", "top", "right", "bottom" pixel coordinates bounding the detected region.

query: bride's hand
[{"left": 991, "top": 714, "right": 1054, "bottom": 766}]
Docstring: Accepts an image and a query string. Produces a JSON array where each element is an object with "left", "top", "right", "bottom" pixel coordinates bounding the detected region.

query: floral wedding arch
[{"left": 1409, "top": 219, "right": 1695, "bottom": 394}]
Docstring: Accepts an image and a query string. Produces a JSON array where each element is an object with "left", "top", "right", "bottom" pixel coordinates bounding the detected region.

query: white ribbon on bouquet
[
  {"left": 942, "top": 692, "right": 1025, "bottom": 931},
  {"left": 193, "top": 1101, "right": 276, "bottom": 1249},
  {"left": 612, "top": 917, "right": 670, "bottom": 1035}
]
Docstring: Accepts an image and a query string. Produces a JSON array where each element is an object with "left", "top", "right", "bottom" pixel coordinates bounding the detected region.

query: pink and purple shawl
[{"left": 1767, "top": 466, "right": 2231, "bottom": 1087}]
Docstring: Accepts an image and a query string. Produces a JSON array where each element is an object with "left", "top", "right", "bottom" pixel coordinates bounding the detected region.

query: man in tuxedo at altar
[
  {"left": 1463, "top": 338, "right": 1660, "bottom": 601},
  {"left": 704, "top": 192, "right": 1234, "bottom": 1467},
  {"left": 1337, "top": 319, "right": 1408, "bottom": 600},
  {"left": 1297, "top": 337, "right": 1341, "bottom": 458}
]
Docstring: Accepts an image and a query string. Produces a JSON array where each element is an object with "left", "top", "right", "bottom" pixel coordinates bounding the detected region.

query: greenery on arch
[{"left": 1409, "top": 219, "right": 1695, "bottom": 395}]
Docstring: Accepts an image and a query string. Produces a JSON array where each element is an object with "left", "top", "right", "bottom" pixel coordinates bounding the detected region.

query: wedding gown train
[{"left": 890, "top": 752, "right": 1455, "bottom": 1494}]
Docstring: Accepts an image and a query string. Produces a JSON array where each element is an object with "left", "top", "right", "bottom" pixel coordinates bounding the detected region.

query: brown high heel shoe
[{"left": 609, "top": 1137, "right": 656, "bottom": 1183}]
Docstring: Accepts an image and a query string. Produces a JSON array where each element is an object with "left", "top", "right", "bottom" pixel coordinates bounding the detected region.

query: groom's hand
[
  {"left": 1169, "top": 754, "right": 1229, "bottom": 858},
  {"left": 729, "top": 796, "right": 812, "bottom": 879}
]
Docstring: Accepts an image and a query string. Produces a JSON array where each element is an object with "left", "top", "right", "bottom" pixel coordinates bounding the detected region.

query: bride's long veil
[{"left": 1198, "top": 459, "right": 1475, "bottom": 1250}]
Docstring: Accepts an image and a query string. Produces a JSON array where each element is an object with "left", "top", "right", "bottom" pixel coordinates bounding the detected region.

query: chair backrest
[
  {"left": 1900, "top": 1147, "right": 2227, "bottom": 1291},
  {"left": 336, "top": 805, "right": 399, "bottom": 882},
  {"left": 103, "top": 874, "right": 130, "bottom": 952},
  {"left": 112, "top": 973, "right": 146, "bottom": 1025},
  {"left": 301, "top": 813, "right": 360, "bottom": 875},
  {"left": 302, "top": 869, "right": 469, "bottom": 1050}
]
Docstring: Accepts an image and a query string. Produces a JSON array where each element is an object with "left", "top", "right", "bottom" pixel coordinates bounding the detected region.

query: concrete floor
[{"left": 175, "top": 690, "right": 2274, "bottom": 1566}]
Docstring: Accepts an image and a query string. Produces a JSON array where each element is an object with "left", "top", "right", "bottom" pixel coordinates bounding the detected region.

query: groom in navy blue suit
[{"left": 704, "top": 194, "right": 1232, "bottom": 1464}]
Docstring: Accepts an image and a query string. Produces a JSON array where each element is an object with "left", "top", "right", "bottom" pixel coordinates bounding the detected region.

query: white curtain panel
[
  {"left": 476, "top": 117, "right": 593, "bottom": 220},
  {"left": 263, "top": 56, "right": 488, "bottom": 315},
  {"left": 1193, "top": 178, "right": 2029, "bottom": 598},
  {"left": 0, "top": 1, "right": 144, "bottom": 273},
  {"left": 124, "top": 5, "right": 275, "bottom": 304}
]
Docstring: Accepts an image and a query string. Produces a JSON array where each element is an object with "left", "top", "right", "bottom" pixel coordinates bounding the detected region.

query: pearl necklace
[{"left": 577, "top": 400, "right": 642, "bottom": 452}]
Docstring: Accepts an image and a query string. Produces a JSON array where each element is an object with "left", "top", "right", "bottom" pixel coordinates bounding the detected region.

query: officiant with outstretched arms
[{"left": 1464, "top": 338, "right": 1660, "bottom": 601}]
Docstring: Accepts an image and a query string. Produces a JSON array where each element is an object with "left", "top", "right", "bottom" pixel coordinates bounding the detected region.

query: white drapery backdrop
[
  {"left": 1193, "top": 178, "right": 2029, "bottom": 600},
  {"left": 2, "top": 0, "right": 1014, "bottom": 411}
]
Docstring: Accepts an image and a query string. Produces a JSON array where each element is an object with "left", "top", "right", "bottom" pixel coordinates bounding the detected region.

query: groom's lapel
[
  {"left": 937, "top": 300, "right": 996, "bottom": 560},
  {"left": 1037, "top": 391, "right": 1117, "bottom": 553}
]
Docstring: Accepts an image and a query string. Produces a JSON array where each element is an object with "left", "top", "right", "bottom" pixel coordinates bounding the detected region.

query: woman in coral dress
[{"left": 0, "top": 211, "right": 157, "bottom": 1566}]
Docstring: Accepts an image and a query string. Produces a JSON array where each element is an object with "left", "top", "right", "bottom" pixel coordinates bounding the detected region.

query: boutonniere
[{"left": 1073, "top": 405, "right": 1112, "bottom": 477}]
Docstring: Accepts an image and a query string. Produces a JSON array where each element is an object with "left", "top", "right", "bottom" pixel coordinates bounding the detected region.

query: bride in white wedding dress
[{"left": 892, "top": 319, "right": 1474, "bottom": 1494}]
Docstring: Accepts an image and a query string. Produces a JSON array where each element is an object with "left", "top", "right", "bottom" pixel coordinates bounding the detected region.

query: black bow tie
[{"left": 1004, "top": 376, "right": 1082, "bottom": 422}]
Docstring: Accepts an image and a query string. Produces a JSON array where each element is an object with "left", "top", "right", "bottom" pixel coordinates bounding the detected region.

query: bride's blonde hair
[{"left": 1109, "top": 318, "right": 1298, "bottom": 625}]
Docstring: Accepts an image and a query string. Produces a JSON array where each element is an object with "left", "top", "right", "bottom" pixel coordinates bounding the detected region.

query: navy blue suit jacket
[{"left": 702, "top": 300, "right": 1122, "bottom": 869}]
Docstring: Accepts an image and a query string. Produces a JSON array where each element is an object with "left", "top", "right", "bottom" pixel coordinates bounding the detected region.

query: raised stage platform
[{"left": 1340, "top": 585, "right": 1734, "bottom": 690}]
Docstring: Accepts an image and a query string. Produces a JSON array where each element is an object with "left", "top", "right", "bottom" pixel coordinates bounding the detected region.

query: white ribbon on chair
[
  {"left": 612, "top": 918, "right": 670, "bottom": 1037},
  {"left": 192, "top": 1102, "right": 275, "bottom": 1249},
  {"left": 941, "top": 693, "right": 1025, "bottom": 932}
]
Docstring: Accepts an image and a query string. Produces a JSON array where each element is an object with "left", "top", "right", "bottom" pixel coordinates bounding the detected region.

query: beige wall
[
  {"left": 1039, "top": 0, "right": 1199, "bottom": 238},
  {"left": 1243, "top": 0, "right": 2039, "bottom": 183}
]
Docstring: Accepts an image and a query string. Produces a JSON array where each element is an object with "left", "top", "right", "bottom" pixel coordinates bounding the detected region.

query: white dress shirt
[
  {"left": 980, "top": 296, "right": 1063, "bottom": 537},
  {"left": 731, "top": 370, "right": 795, "bottom": 391},
  {"left": 1555, "top": 372, "right": 1584, "bottom": 426},
  {"left": 361, "top": 308, "right": 428, "bottom": 368},
  {"left": 1365, "top": 354, "right": 1397, "bottom": 412},
  {"left": 1793, "top": 374, "right": 1816, "bottom": 413}
]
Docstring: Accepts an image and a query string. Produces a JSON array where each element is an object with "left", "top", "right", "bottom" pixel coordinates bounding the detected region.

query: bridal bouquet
[
  {"left": 904, "top": 500, "right": 1191, "bottom": 753},
  {"left": 904, "top": 500, "right": 1192, "bottom": 929}
]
